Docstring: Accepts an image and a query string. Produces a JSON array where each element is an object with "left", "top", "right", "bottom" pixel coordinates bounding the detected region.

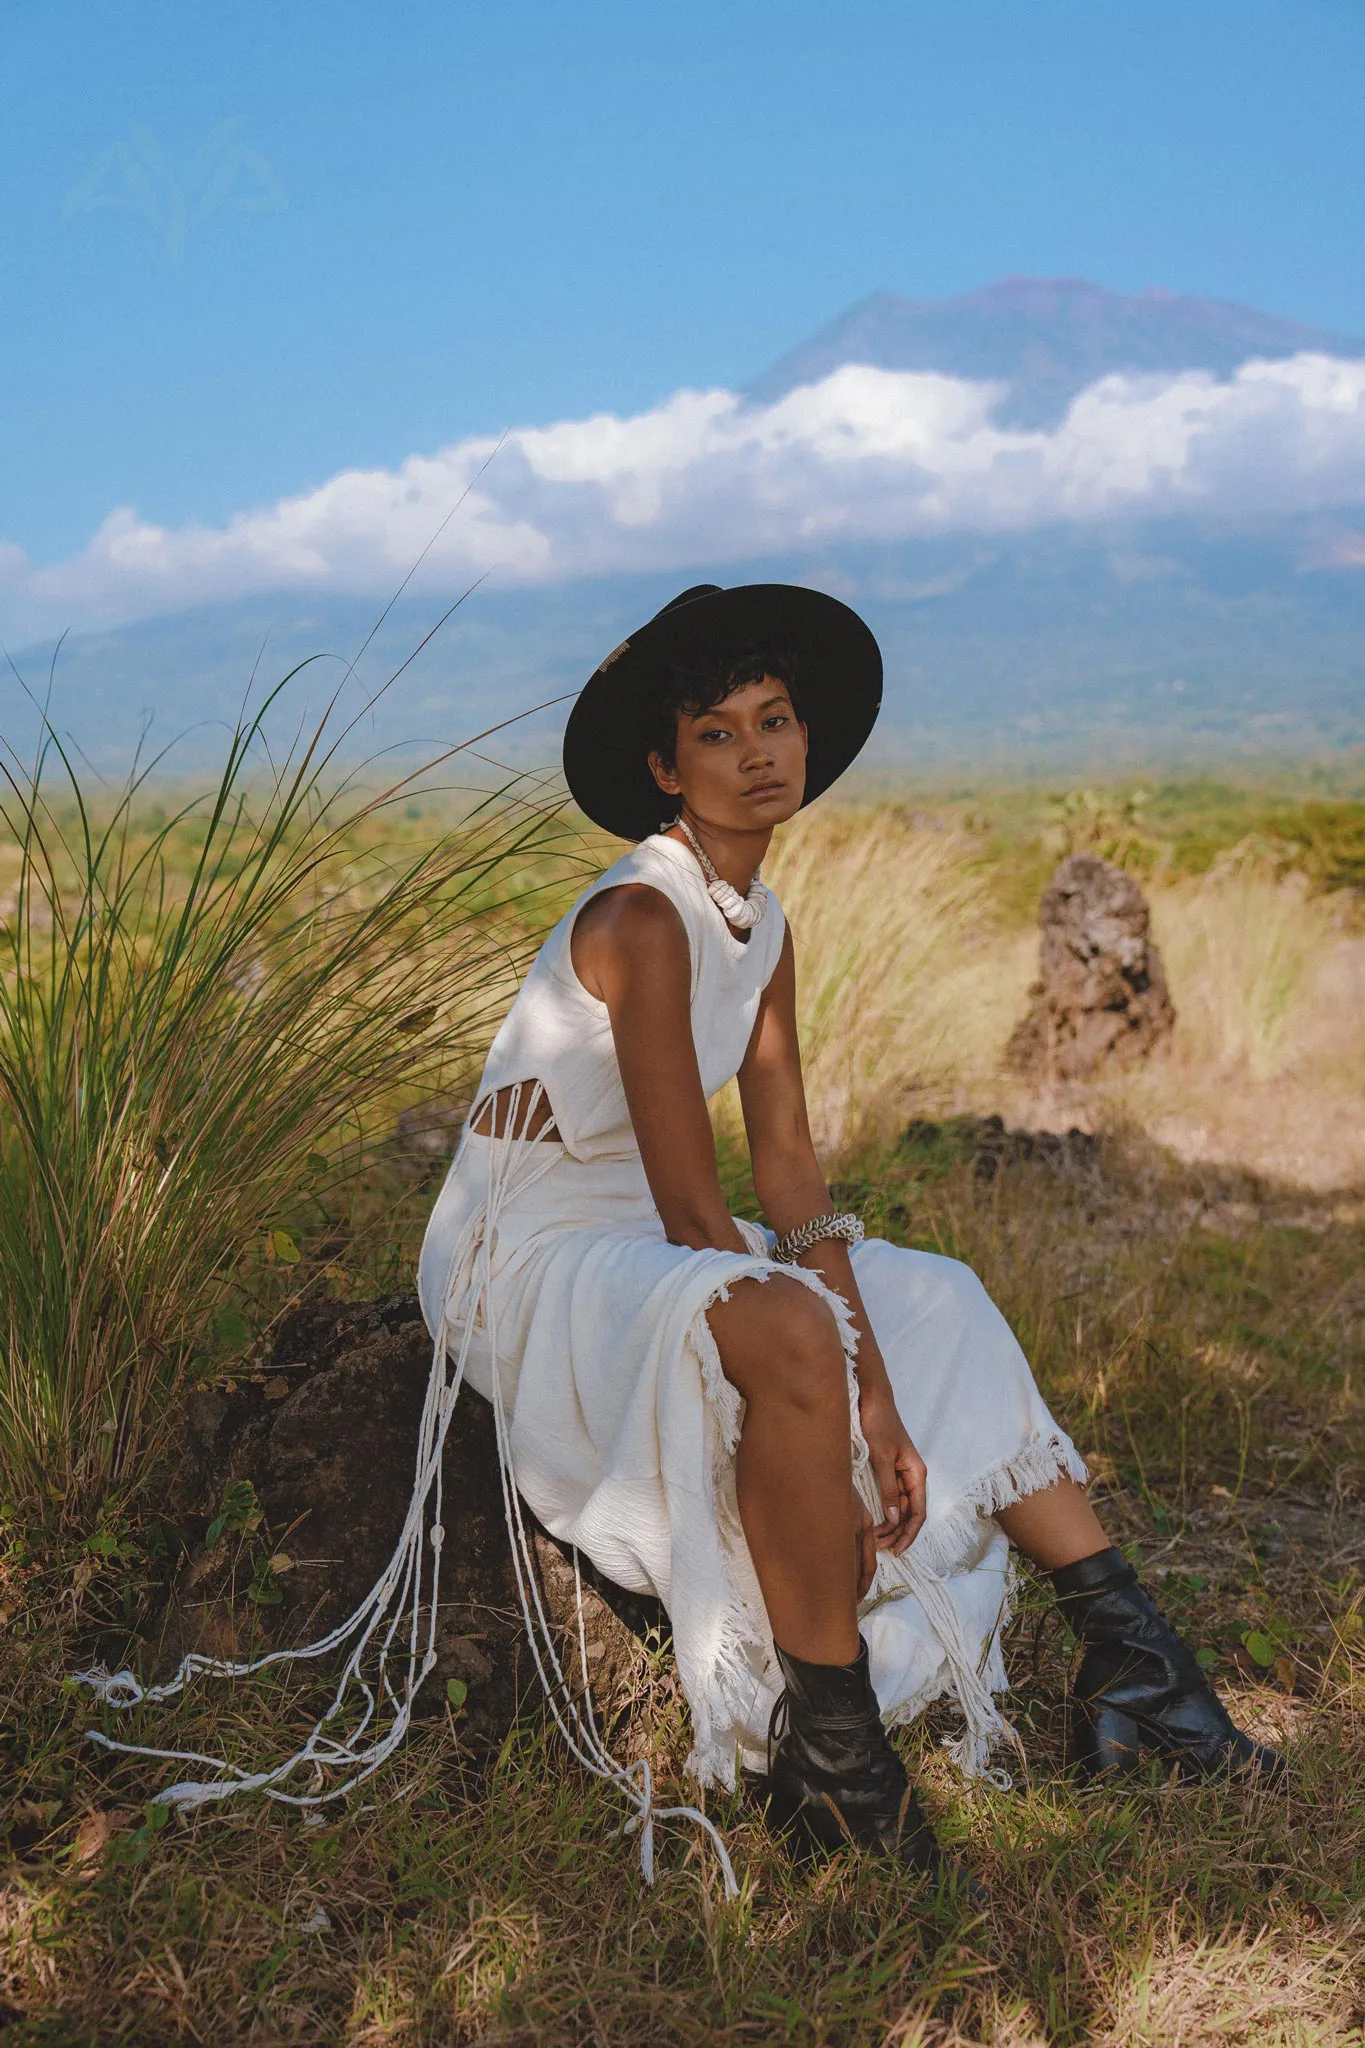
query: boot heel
[
  {"left": 762, "top": 1778, "right": 800, "bottom": 1838},
  {"left": 762, "top": 1781, "right": 843, "bottom": 1862},
  {"left": 1071, "top": 1701, "right": 1141, "bottom": 1780}
]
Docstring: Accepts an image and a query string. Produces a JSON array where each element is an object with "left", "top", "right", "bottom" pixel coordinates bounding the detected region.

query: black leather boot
[
  {"left": 765, "top": 1639, "right": 984, "bottom": 1897},
  {"left": 1050, "top": 1548, "right": 1285, "bottom": 1786}
]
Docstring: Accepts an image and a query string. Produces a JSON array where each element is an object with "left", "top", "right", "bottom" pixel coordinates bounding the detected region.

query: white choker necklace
[{"left": 672, "top": 817, "right": 769, "bottom": 930}]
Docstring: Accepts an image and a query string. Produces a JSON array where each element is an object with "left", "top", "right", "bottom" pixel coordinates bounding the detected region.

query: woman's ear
[{"left": 647, "top": 749, "right": 681, "bottom": 796}]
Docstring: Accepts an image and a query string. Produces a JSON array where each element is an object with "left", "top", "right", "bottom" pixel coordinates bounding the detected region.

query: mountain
[
  {"left": 9, "top": 513, "right": 1364, "bottom": 775},
  {"left": 745, "top": 276, "right": 1365, "bottom": 425},
  {"left": 6, "top": 278, "right": 1364, "bottom": 773}
]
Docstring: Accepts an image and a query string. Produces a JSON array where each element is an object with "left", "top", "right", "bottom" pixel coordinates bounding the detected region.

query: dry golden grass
[
  {"left": 762, "top": 806, "right": 1365, "bottom": 1194},
  {"left": 758, "top": 808, "right": 1001, "bottom": 1153},
  {"left": 1129, "top": 872, "right": 1365, "bottom": 1193}
]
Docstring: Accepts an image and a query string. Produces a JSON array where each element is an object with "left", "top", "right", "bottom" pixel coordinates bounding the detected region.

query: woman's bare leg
[
  {"left": 995, "top": 1478, "right": 1110, "bottom": 1570},
  {"left": 706, "top": 1260, "right": 1109, "bottom": 1646},
  {"left": 706, "top": 1277, "right": 862, "bottom": 1664}
]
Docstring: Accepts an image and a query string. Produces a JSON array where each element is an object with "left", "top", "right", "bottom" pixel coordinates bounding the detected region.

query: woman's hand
[{"left": 857, "top": 1361, "right": 927, "bottom": 1558}]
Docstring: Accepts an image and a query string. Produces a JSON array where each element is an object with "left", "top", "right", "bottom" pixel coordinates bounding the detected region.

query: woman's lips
[{"left": 743, "top": 779, "right": 786, "bottom": 798}]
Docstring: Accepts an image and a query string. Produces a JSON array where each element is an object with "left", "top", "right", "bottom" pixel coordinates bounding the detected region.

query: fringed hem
[
  {"left": 686, "top": 1735, "right": 748, "bottom": 1789},
  {"left": 879, "top": 1556, "right": 1019, "bottom": 1736},
  {"left": 885, "top": 1429, "right": 1089, "bottom": 1589},
  {"left": 857, "top": 1429, "right": 1087, "bottom": 1784},
  {"left": 684, "top": 1265, "right": 1089, "bottom": 1793}
]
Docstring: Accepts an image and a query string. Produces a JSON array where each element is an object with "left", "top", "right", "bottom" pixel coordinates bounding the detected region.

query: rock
[
  {"left": 158, "top": 1295, "right": 661, "bottom": 1752},
  {"left": 437, "top": 1632, "right": 494, "bottom": 1688},
  {"left": 1006, "top": 852, "right": 1175, "bottom": 1082}
]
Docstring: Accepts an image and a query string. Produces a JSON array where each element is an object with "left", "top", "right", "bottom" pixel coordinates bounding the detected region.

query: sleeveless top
[{"left": 475, "top": 833, "right": 788, "bottom": 1162}]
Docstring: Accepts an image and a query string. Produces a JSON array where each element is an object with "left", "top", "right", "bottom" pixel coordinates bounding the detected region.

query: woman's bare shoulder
[
  {"left": 576, "top": 880, "right": 685, "bottom": 940},
  {"left": 572, "top": 882, "right": 689, "bottom": 998}
]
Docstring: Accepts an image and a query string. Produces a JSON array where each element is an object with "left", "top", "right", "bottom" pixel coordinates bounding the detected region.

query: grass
[
  {"left": 752, "top": 807, "right": 997, "bottom": 1153},
  {"left": 1, "top": 767, "right": 1363, "bottom": 2043},
  {"left": 0, "top": 698, "right": 580, "bottom": 1510}
]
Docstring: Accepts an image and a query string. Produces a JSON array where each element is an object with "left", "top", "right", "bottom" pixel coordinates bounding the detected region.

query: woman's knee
[{"left": 719, "top": 1277, "right": 848, "bottom": 1412}]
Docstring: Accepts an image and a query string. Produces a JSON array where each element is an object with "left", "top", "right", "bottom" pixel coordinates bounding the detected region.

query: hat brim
[{"left": 562, "top": 583, "right": 883, "bottom": 841}]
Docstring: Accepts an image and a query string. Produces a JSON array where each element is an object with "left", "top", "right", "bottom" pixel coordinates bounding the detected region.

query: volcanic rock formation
[{"left": 1006, "top": 852, "right": 1175, "bottom": 1083}]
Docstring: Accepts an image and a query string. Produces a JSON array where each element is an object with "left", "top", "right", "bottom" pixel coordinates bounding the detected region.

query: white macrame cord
[{"left": 71, "top": 1083, "right": 738, "bottom": 1896}]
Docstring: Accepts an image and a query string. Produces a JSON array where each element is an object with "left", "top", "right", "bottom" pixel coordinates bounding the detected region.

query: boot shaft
[{"left": 773, "top": 1639, "right": 880, "bottom": 1726}]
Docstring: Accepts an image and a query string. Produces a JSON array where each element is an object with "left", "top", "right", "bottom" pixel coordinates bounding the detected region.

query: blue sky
[{"left": 4, "top": 0, "right": 1364, "bottom": 576}]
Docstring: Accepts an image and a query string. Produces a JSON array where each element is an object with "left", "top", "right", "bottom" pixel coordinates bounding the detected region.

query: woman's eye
[
  {"left": 762, "top": 714, "right": 789, "bottom": 729},
  {"left": 699, "top": 727, "right": 730, "bottom": 743}
]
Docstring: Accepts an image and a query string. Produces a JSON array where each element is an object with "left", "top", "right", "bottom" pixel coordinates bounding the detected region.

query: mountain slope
[
  {"left": 746, "top": 277, "right": 1365, "bottom": 424},
  {"left": 8, "top": 515, "right": 1363, "bottom": 771}
]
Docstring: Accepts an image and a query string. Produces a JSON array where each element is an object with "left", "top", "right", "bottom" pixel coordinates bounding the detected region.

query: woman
[{"left": 418, "top": 582, "right": 1282, "bottom": 1890}]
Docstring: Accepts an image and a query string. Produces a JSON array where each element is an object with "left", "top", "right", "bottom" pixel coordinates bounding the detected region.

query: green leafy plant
[
  {"left": 205, "top": 1477, "right": 264, "bottom": 1549},
  {"left": 107, "top": 1799, "right": 172, "bottom": 1868},
  {"left": 1240, "top": 1615, "right": 1292, "bottom": 1669},
  {"left": 210, "top": 1306, "right": 251, "bottom": 1353},
  {"left": 245, "top": 1551, "right": 288, "bottom": 1606}
]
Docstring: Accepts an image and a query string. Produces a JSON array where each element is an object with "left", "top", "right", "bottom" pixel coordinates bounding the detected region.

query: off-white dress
[{"left": 419, "top": 833, "right": 1086, "bottom": 1787}]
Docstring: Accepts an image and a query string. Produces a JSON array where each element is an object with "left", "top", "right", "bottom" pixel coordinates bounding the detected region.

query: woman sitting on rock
[{"left": 418, "top": 582, "right": 1282, "bottom": 1891}]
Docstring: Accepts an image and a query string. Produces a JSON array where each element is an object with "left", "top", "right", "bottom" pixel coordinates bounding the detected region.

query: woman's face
[{"left": 648, "top": 678, "right": 808, "bottom": 833}]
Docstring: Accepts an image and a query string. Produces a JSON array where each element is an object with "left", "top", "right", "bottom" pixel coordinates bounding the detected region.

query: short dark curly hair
[{"left": 645, "top": 647, "right": 800, "bottom": 776}]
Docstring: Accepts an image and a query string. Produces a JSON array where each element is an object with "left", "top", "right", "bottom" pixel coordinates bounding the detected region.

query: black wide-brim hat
[{"left": 562, "top": 582, "right": 883, "bottom": 841}]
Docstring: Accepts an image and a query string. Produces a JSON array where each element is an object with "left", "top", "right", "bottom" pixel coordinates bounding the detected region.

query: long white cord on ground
[{"left": 71, "top": 1084, "right": 738, "bottom": 1896}]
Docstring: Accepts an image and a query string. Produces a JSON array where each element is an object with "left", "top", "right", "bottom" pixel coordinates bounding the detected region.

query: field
[{"left": 2, "top": 739, "right": 1363, "bottom": 2046}]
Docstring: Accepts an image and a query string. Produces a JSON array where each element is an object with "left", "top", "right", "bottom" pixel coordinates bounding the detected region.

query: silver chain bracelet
[{"left": 771, "top": 1210, "right": 865, "bottom": 1264}]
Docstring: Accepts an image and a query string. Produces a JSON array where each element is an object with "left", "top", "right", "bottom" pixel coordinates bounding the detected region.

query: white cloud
[{"left": 4, "top": 353, "right": 1365, "bottom": 643}]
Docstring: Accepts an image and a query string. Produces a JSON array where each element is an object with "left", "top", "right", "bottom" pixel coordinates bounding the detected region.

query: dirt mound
[
  {"left": 899, "top": 1112, "right": 1100, "bottom": 1178},
  {"left": 162, "top": 1295, "right": 660, "bottom": 1750}
]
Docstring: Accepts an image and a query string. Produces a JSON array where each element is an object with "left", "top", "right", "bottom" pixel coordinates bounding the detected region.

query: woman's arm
[
  {"left": 737, "top": 927, "right": 926, "bottom": 1555},
  {"left": 570, "top": 884, "right": 749, "bottom": 1255},
  {"left": 735, "top": 927, "right": 840, "bottom": 1242}
]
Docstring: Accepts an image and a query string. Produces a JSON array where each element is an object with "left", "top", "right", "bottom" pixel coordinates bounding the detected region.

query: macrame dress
[{"left": 418, "top": 832, "right": 1087, "bottom": 1786}]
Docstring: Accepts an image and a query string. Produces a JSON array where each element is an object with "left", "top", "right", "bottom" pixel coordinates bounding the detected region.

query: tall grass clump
[
  {"left": 0, "top": 691, "right": 572, "bottom": 1511},
  {"left": 1149, "top": 859, "right": 1345, "bottom": 1083}
]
